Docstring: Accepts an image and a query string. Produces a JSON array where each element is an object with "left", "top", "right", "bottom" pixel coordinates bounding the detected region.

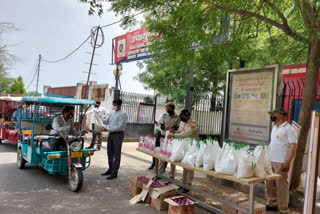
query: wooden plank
[
  {"left": 303, "top": 112, "right": 320, "bottom": 214},
  {"left": 137, "top": 148, "right": 281, "bottom": 185}
]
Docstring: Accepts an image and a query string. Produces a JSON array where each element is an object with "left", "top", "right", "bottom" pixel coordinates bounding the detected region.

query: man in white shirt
[
  {"left": 100, "top": 99, "right": 128, "bottom": 180},
  {"left": 49, "top": 106, "right": 86, "bottom": 151},
  {"left": 86, "top": 101, "right": 109, "bottom": 150},
  {"left": 266, "top": 108, "right": 297, "bottom": 214}
]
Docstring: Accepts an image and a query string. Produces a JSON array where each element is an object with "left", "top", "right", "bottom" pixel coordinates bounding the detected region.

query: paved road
[
  {"left": 0, "top": 141, "right": 306, "bottom": 214},
  {"left": 0, "top": 141, "right": 166, "bottom": 214}
]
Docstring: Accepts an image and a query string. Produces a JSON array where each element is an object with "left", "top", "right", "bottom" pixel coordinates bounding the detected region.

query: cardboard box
[
  {"left": 129, "top": 173, "right": 141, "bottom": 196},
  {"left": 165, "top": 196, "right": 195, "bottom": 214},
  {"left": 222, "top": 196, "right": 248, "bottom": 214},
  {"left": 237, "top": 201, "right": 266, "bottom": 214},
  {"left": 143, "top": 181, "right": 165, "bottom": 204},
  {"left": 129, "top": 174, "right": 156, "bottom": 205},
  {"left": 137, "top": 176, "right": 150, "bottom": 189},
  {"left": 151, "top": 185, "right": 177, "bottom": 211}
]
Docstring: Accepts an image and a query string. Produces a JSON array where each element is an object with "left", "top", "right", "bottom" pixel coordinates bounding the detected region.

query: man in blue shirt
[{"left": 12, "top": 104, "right": 32, "bottom": 130}]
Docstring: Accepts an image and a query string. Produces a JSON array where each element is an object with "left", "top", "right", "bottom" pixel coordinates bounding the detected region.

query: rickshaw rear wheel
[
  {"left": 17, "top": 148, "right": 26, "bottom": 169},
  {"left": 0, "top": 138, "right": 2, "bottom": 144},
  {"left": 68, "top": 167, "right": 83, "bottom": 192}
]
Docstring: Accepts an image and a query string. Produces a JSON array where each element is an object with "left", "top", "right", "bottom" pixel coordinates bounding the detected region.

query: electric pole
[
  {"left": 36, "top": 54, "right": 41, "bottom": 93},
  {"left": 85, "top": 26, "right": 100, "bottom": 99}
]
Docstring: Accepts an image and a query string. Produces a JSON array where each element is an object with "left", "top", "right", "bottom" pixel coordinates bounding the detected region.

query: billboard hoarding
[{"left": 223, "top": 65, "right": 282, "bottom": 144}]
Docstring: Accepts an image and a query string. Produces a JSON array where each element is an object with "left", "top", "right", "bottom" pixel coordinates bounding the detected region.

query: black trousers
[
  {"left": 48, "top": 137, "right": 66, "bottom": 151},
  {"left": 107, "top": 131, "right": 124, "bottom": 176},
  {"left": 90, "top": 131, "right": 102, "bottom": 148}
]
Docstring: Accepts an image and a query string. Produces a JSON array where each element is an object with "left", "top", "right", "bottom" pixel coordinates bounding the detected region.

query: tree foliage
[
  {"left": 9, "top": 76, "right": 26, "bottom": 95},
  {"left": 84, "top": 0, "right": 320, "bottom": 191},
  {"left": 0, "top": 22, "right": 17, "bottom": 95},
  {"left": 0, "top": 64, "right": 13, "bottom": 95}
]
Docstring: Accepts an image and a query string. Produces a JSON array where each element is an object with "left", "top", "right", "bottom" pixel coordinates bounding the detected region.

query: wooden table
[{"left": 137, "top": 148, "right": 281, "bottom": 214}]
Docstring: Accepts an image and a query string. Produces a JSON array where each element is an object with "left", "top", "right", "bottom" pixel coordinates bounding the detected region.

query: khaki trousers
[
  {"left": 266, "top": 162, "right": 289, "bottom": 213},
  {"left": 182, "top": 168, "right": 194, "bottom": 185},
  {"left": 159, "top": 161, "right": 176, "bottom": 177},
  {"left": 159, "top": 163, "right": 194, "bottom": 185}
]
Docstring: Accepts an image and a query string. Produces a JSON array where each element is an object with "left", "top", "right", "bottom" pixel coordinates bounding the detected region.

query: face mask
[
  {"left": 167, "top": 110, "right": 174, "bottom": 115},
  {"left": 112, "top": 106, "right": 117, "bottom": 111},
  {"left": 68, "top": 113, "right": 74, "bottom": 119},
  {"left": 180, "top": 115, "right": 188, "bottom": 122},
  {"left": 270, "top": 116, "right": 277, "bottom": 122}
]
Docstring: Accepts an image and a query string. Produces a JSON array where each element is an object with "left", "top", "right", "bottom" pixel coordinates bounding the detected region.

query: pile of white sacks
[{"left": 139, "top": 136, "right": 274, "bottom": 179}]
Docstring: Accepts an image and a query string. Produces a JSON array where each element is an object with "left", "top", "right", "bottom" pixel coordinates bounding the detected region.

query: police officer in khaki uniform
[
  {"left": 167, "top": 109, "right": 199, "bottom": 193},
  {"left": 149, "top": 102, "right": 180, "bottom": 171}
]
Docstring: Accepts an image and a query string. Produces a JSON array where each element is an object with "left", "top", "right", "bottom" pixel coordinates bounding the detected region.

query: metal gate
[
  {"left": 282, "top": 80, "right": 320, "bottom": 122},
  {"left": 120, "top": 91, "right": 157, "bottom": 141}
]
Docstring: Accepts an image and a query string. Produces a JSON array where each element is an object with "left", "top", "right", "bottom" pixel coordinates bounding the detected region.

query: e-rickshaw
[
  {"left": 0, "top": 95, "right": 26, "bottom": 145},
  {"left": 17, "top": 94, "right": 96, "bottom": 192}
]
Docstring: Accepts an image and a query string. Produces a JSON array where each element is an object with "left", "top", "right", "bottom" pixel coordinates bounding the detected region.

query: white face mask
[{"left": 112, "top": 106, "right": 117, "bottom": 111}]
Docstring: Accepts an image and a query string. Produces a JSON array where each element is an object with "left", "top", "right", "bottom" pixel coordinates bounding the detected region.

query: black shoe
[
  {"left": 107, "top": 174, "right": 117, "bottom": 180},
  {"left": 169, "top": 176, "right": 174, "bottom": 180},
  {"left": 177, "top": 187, "right": 190, "bottom": 193},
  {"left": 96, "top": 147, "right": 101, "bottom": 151},
  {"left": 101, "top": 170, "right": 112, "bottom": 176},
  {"left": 266, "top": 205, "right": 278, "bottom": 211},
  {"left": 86, "top": 145, "right": 94, "bottom": 149},
  {"left": 148, "top": 164, "right": 155, "bottom": 170}
]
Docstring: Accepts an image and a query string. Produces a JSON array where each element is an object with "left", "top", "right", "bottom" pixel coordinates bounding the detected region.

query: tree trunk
[{"left": 290, "top": 38, "right": 320, "bottom": 190}]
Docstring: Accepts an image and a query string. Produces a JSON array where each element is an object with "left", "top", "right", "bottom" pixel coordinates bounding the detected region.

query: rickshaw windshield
[{"left": 20, "top": 95, "right": 95, "bottom": 136}]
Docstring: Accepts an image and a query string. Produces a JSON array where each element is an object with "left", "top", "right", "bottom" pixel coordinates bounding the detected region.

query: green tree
[
  {"left": 0, "top": 64, "right": 13, "bottom": 95},
  {"left": 84, "top": 0, "right": 320, "bottom": 190},
  {"left": 26, "top": 90, "right": 37, "bottom": 95},
  {"left": 9, "top": 76, "right": 26, "bottom": 95},
  {"left": 0, "top": 22, "right": 17, "bottom": 95}
]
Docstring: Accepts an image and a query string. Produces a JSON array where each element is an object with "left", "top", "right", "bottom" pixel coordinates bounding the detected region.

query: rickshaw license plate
[{"left": 71, "top": 152, "right": 83, "bottom": 158}]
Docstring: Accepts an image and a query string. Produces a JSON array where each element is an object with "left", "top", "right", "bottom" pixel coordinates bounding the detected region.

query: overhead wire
[
  {"left": 41, "top": 35, "right": 91, "bottom": 63},
  {"left": 26, "top": 64, "right": 39, "bottom": 91},
  {"left": 40, "top": 11, "right": 144, "bottom": 63},
  {"left": 100, "top": 11, "right": 144, "bottom": 29},
  {"left": 90, "top": 26, "right": 104, "bottom": 48}
]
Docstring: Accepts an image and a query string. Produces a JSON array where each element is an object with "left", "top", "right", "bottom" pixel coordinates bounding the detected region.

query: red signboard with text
[{"left": 113, "top": 27, "right": 156, "bottom": 64}]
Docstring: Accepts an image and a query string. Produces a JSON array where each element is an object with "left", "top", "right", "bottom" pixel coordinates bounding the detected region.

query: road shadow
[
  {"left": 0, "top": 142, "right": 17, "bottom": 153},
  {"left": 0, "top": 162, "right": 166, "bottom": 214}
]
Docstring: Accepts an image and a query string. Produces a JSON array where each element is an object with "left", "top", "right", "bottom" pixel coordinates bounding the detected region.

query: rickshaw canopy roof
[
  {"left": 0, "top": 96, "right": 25, "bottom": 102},
  {"left": 22, "top": 95, "right": 95, "bottom": 105}
]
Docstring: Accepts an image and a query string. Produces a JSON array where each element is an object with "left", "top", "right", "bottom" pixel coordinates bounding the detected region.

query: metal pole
[
  {"left": 85, "top": 26, "right": 100, "bottom": 99},
  {"left": 248, "top": 184, "right": 255, "bottom": 214},
  {"left": 185, "top": 50, "right": 195, "bottom": 113},
  {"left": 36, "top": 54, "right": 41, "bottom": 93},
  {"left": 114, "top": 63, "right": 120, "bottom": 100}
]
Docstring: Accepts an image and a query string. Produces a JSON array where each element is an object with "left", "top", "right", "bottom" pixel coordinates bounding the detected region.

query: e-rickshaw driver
[{"left": 49, "top": 106, "right": 88, "bottom": 151}]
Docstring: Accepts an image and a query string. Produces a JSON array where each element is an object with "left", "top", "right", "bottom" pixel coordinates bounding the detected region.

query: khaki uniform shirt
[
  {"left": 175, "top": 118, "right": 199, "bottom": 139},
  {"left": 158, "top": 112, "right": 180, "bottom": 135}
]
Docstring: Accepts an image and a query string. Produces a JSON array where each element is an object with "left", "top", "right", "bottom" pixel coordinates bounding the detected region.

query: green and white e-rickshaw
[{"left": 17, "top": 94, "right": 96, "bottom": 192}]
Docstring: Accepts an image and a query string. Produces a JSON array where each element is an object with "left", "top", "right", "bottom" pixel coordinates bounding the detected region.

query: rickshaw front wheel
[
  {"left": 68, "top": 167, "right": 83, "bottom": 192},
  {"left": 17, "top": 148, "right": 26, "bottom": 169}
]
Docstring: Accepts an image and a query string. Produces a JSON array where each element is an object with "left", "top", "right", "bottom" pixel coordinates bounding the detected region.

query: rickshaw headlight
[{"left": 70, "top": 141, "right": 82, "bottom": 152}]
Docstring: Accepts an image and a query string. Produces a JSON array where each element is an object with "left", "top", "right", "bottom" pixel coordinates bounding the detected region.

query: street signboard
[{"left": 113, "top": 27, "right": 157, "bottom": 64}]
